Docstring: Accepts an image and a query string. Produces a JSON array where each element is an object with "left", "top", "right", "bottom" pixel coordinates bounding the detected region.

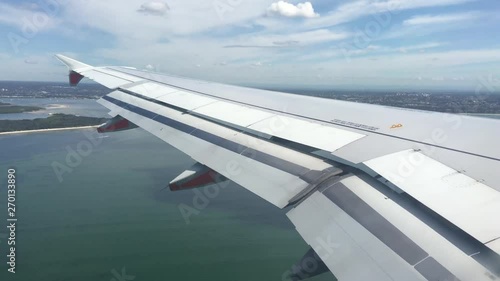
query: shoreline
[
  {"left": 464, "top": 113, "right": 500, "bottom": 116},
  {"left": 0, "top": 125, "right": 99, "bottom": 136}
]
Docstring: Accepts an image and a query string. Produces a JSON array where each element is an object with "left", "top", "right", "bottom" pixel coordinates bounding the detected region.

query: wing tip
[
  {"left": 55, "top": 54, "right": 92, "bottom": 87},
  {"left": 55, "top": 54, "right": 91, "bottom": 71}
]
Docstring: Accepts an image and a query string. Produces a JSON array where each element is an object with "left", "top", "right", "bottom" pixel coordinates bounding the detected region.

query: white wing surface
[{"left": 56, "top": 55, "right": 500, "bottom": 281}]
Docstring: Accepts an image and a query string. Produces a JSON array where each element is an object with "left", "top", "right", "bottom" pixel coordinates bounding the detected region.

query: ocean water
[{"left": 0, "top": 129, "right": 334, "bottom": 281}]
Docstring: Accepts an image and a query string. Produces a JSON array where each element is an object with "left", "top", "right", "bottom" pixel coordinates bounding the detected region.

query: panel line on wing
[
  {"left": 317, "top": 178, "right": 461, "bottom": 281},
  {"left": 350, "top": 173, "right": 500, "bottom": 278},
  {"left": 364, "top": 149, "right": 500, "bottom": 249},
  {"left": 93, "top": 68, "right": 140, "bottom": 83},
  {"left": 116, "top": 83, "right": 364, "bottom": 153},
  {"left": 108, "top": 66, "right": 500, "bottom": 162},
  {"left": 102, "top": 95, "right": 318, "bottom": 181},
  {"left": 323, "top": 180, "right": 430, "bottom": 266}
]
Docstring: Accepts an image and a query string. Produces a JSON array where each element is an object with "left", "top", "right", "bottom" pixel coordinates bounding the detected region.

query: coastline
[
  {"left": 0, "top": 125, "right": 99, "bottom": 136},
  {"left": 463, "top": 113, "right": 500, "bottom": 120},
  {"left": 465, "top": 113, "right": 500, "bottom": 116}
]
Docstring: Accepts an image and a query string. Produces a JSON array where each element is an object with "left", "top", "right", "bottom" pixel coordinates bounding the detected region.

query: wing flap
[
  {"left": 287, "top": 187, "right": 426, "bottom": 281},
  {"left": 98, "top": 90, "right": 333, "bottom": 208},
  {"left": 288, "top": 175, "right": 495, "bottom": 281},
  {"left": 363, "top": 149, "right": 500, "bottom": 252}
]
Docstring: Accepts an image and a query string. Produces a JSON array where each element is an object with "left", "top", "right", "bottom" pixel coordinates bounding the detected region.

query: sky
[{"left": 0, "top": 0, "right": 500, "bottom": 91}]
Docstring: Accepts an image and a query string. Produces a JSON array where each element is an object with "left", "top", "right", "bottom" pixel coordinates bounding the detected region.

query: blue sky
[{"left": 0, "top": 0, "right": 500, "bottom": 91}]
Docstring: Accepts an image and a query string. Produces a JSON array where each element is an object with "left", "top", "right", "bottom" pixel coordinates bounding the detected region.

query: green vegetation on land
[
  {"left": 0, "top": 102, "right": 44, "bottom": 114},
  {"left": 0, "top": 113, "right": 107, "bottom": 132}
]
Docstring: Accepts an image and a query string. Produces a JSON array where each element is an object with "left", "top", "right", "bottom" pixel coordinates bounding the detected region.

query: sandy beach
[
  {"left": 0, "top": 125, "right": 99, "bottom": 136},
  {"left": 46, "top": 104, "right": 70, "bottom": 110}
]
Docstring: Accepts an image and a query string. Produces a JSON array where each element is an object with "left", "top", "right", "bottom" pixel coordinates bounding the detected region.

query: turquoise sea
[{"left": 0, "top": 128, "right": 334, "bottom": 281}]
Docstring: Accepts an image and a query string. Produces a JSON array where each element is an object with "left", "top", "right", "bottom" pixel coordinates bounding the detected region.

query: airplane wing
[{"left": 56, "top": 54, "right": 500, "bottom": 281}]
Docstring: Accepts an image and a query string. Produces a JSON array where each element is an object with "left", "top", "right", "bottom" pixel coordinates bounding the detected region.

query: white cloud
[
  {"left": 305, "top": 0, "right": 474, "bottom": 28},
  {"left": 272, "top": 40, "right": 300, "bottom": 46},
  {"left": 24, "top": 58, "right": 39, "bottom": 64},
  {"left": 0, "top": 54, "right": 66, "bottom": 81},
  {"left": 137, "top": 1, "right": 170, "bottom": 16},
  {"left": 300, "top": 42, "right": 443, "bottom": 61},
  {"left": 226, "top": 29, "right": 349, "bottom": 48},
  {"left": 58, "top": 0, "right": 276, "bottom": 40},
  {"left": 340, "top": 49, "right": 500, "bottom": 71},
  {"left": 398, "top": 42, "right": 444, "bottom": 53},
  {"left": 0, "top": 3, "right": 62, "bottom": 31},
  {"left": 1, "top": 0, "right": 497, "bottom": 90},
  {"left": 404, "top": 12, "right": 479, "bottom": 25},
  {"left": 267, "top": 1, "right": 319, "bottom": 18}
]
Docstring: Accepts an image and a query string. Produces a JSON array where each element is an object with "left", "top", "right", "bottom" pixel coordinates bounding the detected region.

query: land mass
[
  {"left": 0, "top": 113, "right": 108, "bottom": 133},
  {"left": 0, "top": 102, "right": 44, "bottom": 114},
  {"left": 276, "top": 89, "right": 500, "bottom": 114},
  {"left": 1, "top": 81, "right": 500, "bottom": 114}
]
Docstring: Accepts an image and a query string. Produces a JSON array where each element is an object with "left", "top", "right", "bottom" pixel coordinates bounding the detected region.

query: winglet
[{"left": 55, "top": 54, "right": 92, "bottom": 86}]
